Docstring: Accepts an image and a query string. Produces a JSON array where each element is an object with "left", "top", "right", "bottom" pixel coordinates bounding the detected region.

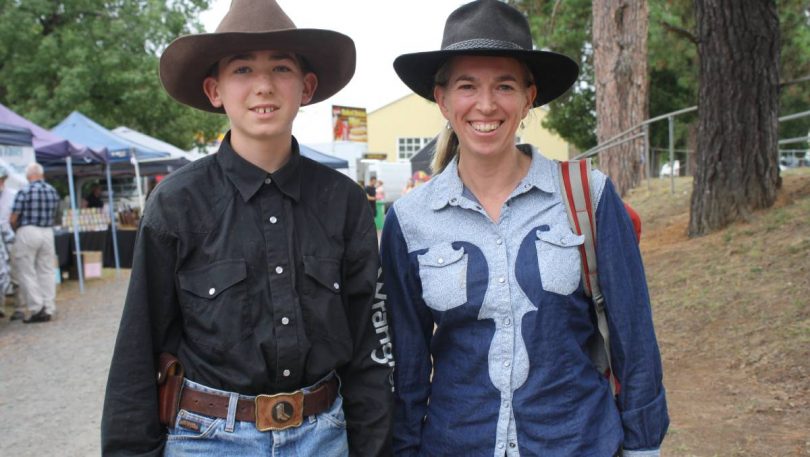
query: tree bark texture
[
  {"left": 689, "top": 0, "right": 781, "bottom": 236},
  {"left": 592, "top": 0, "right": 649, "bottom": 197}
]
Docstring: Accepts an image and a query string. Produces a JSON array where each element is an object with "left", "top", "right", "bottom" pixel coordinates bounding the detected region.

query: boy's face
[{"left": 203, "top": 50, "right": 317, "bottom": 146}]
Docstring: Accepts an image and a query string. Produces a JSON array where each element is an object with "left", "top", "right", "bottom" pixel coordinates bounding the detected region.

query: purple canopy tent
[{"left": 0, "top": 103, "right": 109, "bottom": 293}]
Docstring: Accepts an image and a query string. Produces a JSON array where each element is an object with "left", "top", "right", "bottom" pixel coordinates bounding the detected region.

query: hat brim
[
  {"left": 160, "top": 29, "right": 356, "bottom": 113},
  {"left": 394, "top": 49, "right": 578, "bottom": 107}
]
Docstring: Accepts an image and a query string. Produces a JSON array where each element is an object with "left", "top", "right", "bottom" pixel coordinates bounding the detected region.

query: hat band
[{"left": 443, "top": 38, "right": 526, "bottom": 52}]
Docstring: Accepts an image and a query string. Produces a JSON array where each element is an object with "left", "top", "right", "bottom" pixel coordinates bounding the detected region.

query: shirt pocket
[
  {"left": 302, "top": 256, "right": 342, "bottom": 296},
  {"left": 535, "top": 226, "right": 585, "bottom": 296},
  {"left": 177, "top": 258, "right": 249, "bottom": 352},
  {"left": 417, "top": 243, "right": 468, "bottom": 312},
  {"left": 301, "top": 256, "right": 350, "bottom": 343}
]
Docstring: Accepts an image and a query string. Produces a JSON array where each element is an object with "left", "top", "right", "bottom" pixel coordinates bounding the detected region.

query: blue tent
[
  {"left": 300, "top": 144, "right": 348, "bottom": 169},
  {"left": 52, "top": 111, "right": 169, "bottom": 162}
]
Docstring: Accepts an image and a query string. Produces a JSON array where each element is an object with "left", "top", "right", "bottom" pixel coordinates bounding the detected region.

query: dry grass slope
[{"left": 626, "top": 169, "right": 810, "bottom": 456}]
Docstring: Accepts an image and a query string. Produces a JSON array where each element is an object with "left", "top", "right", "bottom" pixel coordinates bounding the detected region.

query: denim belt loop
[{"left": 225, "top": 392, "right": 239, "bottom": 432}]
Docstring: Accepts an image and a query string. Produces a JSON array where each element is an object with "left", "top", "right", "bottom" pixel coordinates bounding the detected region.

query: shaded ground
[{"left": 629, "top": 169, "right": 810, "bottom": 456}]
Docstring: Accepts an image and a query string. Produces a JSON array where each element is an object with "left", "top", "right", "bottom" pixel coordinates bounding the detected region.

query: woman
[{"left": 380, "top": 1, "right": 668, "bottom": 456}]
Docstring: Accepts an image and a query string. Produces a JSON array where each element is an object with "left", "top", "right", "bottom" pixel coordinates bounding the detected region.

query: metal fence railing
[{"left": 574, "top": 107, "right": 810, "bottom": 195}]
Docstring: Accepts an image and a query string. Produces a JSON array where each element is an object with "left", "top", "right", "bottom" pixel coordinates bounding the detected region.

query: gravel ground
[{"left": 0, "top": 270, "right": 129, "bottom": 457}]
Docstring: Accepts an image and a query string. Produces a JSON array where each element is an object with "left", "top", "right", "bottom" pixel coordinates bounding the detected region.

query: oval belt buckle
[{"left": 255, "top": 391, "right": 304, "bottom": 431}]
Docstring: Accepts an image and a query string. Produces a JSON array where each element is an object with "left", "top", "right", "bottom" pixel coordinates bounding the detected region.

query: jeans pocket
[
  {"left": 167, "top": 409, "right": 223, "bottom": 441},
  {"left": 417, "top": 243, "right": 468, "bottom": 312},
  {"left": 317, "top": 394, "right": 347, "bottom": 429},
  {"left": 535, "top": 226, "right": 584, "bottom": 296}
]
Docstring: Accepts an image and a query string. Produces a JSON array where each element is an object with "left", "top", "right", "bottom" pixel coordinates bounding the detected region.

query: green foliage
[
  {"left": 0, "top": 0, "right": 226, "bottom": 150},
  {"left": 508, "top": 0, "right": 810, "bottom": 155}
]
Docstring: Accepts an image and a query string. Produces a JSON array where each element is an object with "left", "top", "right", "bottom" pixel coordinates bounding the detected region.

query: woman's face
[{"left": 434, "top": 55, "right": 536, "bottom": 161}]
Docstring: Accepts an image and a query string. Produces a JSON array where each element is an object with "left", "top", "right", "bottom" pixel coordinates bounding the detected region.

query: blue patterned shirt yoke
[
  {"left": 380, "top": 146, "right": 668, "bottom": 457},
  {"left": 12, "top": 180, "right": 61, "bottom": 228}
]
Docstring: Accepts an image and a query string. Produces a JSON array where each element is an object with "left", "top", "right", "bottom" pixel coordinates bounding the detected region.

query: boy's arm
[
  {"left": 595, "top": 179, "right": 669, "bottom": 453},
  {"left": 380, "top": 209, "right": 433, "bottom": 457},
  {"left": 101, "top": 220, "right": 180, "bottom": 457},
  {"left": 337, "top": 186, "right": 394, "bottom": 457}
]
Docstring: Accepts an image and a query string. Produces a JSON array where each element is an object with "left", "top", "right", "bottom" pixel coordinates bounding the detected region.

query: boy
[{"left": 101, "top": 1, "right": 393, "bottom": 455}]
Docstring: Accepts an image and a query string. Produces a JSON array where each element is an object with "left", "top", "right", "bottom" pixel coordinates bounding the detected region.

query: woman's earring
[
  {"left": 520, "top": 121, "right": 525, "bottom": 130},
  {"left": 446, "top": 122, "right": 452, "bottom": 130}
]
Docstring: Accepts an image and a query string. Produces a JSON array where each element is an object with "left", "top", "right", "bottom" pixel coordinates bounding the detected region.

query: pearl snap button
[
  {"left": 269, "top": 216, "right": 277, "bottom": 224},
  {"left": 275, "top": 266, "right": 283, "bottom": 274},
  {"left": 282, "top": 369, "right": 290, "bottom": 377},
  {"left": 437, "top": 258, "right": 444, "bottom": 264},
  {"left": 496, "top": 239, "right": 503, "bottom": 245},
  {"left": 504, "top": 360, "right": 511, "bottom": 367},
  {"left": 265, "top": 178, "right": 272, "bottom": 184},
  {"left": 208, "top": 288, "right": 216, "bottom": 296},
  {"left": 281, "top": 317, "right": 289, "bottom": 325},
  {"left": 333, "top": 282, "right": 340, "bottom": 290},
  {"left": 504, "top": 318, "right": 511, "bottom": 326},
  {"left": 498, "top": 277, "right": 506, "bottom": 284}
]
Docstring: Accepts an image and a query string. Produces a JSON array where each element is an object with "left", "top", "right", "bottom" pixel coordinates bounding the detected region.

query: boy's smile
[{"left": 203, "top": 50, "right": 317, "bottom": 161}]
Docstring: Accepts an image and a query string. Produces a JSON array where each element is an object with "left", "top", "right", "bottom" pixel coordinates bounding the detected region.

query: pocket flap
[
  {"left": 303, "top": 256, "right": 341, "bottom": 293},
  {"left": 178, "top": 259, "right": 247, "bottom": 299},
  {"left": 417, "top": 243, "right": 465, "bottom": 267},
  {"left": 536, "top": 226, "right": 585, "bottom": 248}
]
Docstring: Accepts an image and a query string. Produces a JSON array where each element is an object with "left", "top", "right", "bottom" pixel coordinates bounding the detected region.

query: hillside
[{"left": 628, "top": 169, "right": 810, "bottom": 456}]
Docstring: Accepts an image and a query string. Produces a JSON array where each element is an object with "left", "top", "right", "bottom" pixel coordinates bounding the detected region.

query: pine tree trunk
[
  {"left": 689, "top": 0, "right": 781, "bottom": 236},
  {"left": 592, "top": 0, "right": 649, "bottom": 197}
]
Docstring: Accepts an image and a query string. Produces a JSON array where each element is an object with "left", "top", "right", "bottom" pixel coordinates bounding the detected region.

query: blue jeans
[{"left": 164, "top": 377, "right": 349, "bottom": 456}]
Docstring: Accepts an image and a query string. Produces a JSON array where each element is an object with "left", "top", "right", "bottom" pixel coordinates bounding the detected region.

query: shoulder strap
[{"left": 558, "top": 159, "right": 618, "bottom": 397}]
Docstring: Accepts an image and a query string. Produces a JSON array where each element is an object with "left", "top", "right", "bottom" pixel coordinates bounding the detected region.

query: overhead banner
[{"left": 332, "top": 105, "right": 367, "bottom": 142}]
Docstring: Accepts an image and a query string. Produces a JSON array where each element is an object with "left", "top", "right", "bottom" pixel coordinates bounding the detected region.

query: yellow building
[{"left": 367, "top": 93, "right": 572, "bottom": 163}]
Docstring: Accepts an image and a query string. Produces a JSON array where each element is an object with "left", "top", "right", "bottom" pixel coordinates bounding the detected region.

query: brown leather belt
[{"left": 178, "top": 377, "right": 338, "bottom": 431}]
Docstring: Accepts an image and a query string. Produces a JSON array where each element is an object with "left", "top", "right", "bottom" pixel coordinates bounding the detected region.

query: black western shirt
[{"left": 101, "top": 136, "right": 394, "bottom": 456}]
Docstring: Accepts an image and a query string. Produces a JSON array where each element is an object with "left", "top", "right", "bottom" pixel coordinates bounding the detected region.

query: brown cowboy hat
[
  {"left": 393, "top": 0, "right": 578, "bottom": 107},
  {"left": 160, "top": 0, "right": 356, "bottom": 113}
]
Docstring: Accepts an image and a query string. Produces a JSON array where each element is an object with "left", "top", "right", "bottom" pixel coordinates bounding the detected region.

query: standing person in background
[
  {"left": 375, "top": 180, "right": 386, "bottom": 204},
  {"left": 401, "top": 178, "right": 415, "bottom": 196},
  {"left": 380, "top": 1, "right": 668, "bottom": 455},
  {"left": 0, "top": 168, "right": 14, "bottom": 318},
  {"left": 0, "top": 167, "right": 18, "bottom": 228},
  {"left": 9, "top": 162, "right": 59, "bottom": 323},
  {"left": 84, "top": 183, "right": 104, "bottom": 209},
  {"left": 365, "top": 176, "right": 378, "bottom": 218},
  {"left": 101, "top": 0, "right": 393, "bottom": 455}
]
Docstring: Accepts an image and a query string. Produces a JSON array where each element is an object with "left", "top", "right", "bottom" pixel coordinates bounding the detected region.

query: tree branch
[
  {"left": 779, "top": 75, "right": 810, "bottom": 87},
  {"left": 659, "top": 20, "right": 698, "bottom": 44}
]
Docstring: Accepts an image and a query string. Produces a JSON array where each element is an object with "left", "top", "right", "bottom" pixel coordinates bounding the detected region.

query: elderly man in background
[{"left": 9, "top": 163, "right": 60, "bottom": 323}]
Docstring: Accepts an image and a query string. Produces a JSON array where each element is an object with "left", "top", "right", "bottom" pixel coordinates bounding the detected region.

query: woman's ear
[
  {"left": 434, "top": 86, "right": 451, "bottom": 120},
  {"left": 524, "top": 84, "right": 538, "bottom": 116}
]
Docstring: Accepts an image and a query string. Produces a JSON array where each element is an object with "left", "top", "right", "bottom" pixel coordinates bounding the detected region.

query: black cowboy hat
[
  {"left": 160, "top": 0, "right": 356, "bottom": 113},
  {"left": 394, "top": 0, "right": 578, "bottom": 107}
]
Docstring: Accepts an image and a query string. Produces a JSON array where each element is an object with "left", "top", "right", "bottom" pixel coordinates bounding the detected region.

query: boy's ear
[
  {"left": 203, "top": 76, "right": 223, "bottom": 109},
  {"left": 300, "top": 72, "right": 318, "bottom": 105}
]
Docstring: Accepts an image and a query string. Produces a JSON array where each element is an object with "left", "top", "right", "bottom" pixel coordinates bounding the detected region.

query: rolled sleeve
[{"left": 595, "top": 179, "right": 669, "bottom": 450}]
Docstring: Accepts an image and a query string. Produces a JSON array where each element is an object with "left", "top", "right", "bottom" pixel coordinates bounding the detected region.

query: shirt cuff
[{"left": 622, "top": 449, "right": 660, "bottom": 457}]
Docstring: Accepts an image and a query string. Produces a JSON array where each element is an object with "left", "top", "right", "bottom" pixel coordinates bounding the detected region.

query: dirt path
[{"left": 0, "top": 271, "right": 129, "bottom": 457}]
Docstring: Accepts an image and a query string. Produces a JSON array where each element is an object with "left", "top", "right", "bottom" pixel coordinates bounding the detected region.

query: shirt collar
[
  {"left": 429, "top": 144, "right": 556, "bottom": 211},
  {"left": 216, "top": 132, "right": 302, "bottom": 202}
]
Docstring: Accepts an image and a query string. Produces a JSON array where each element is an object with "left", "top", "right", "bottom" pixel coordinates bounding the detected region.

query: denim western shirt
[
  {"left": 12, "top": 179, "right": 60, "bottom": 227},
  {"left": 102, "top": 135, "right": 393, "bottom": 457},
  {"left": 380, "top": 147, "right": 668, "bottom": 457}
]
